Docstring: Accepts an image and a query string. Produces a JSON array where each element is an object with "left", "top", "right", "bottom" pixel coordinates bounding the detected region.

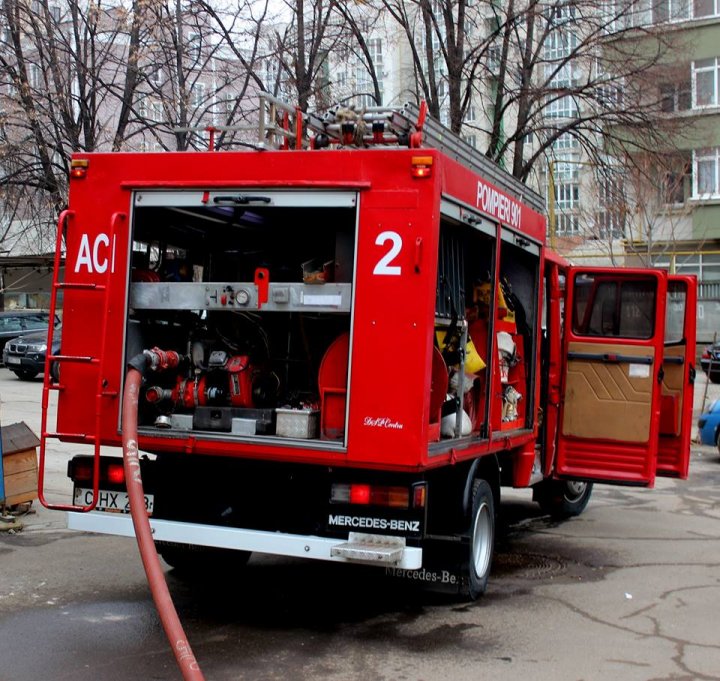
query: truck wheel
[
  {"left": 158, "top": 543, "right": 251, "bottom": 574},
  {"left": 535, "top": 479, "right": 593, "bottom": 519},
  {"left": 461, "top": 479, "right": 495, "bottom": 600}
]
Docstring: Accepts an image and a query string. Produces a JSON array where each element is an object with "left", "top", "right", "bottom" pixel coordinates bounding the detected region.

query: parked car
[
  {"left": 698, "top": 399, "right": 720, "bottom": 447},
  {"left": 2, "top": 325, "right": 61, "bottom": 381},
  {"left": 0, "top": 310, "right": 59, "bottom": 356},
  {"left": 700, "top": 342, "right": 720, "bottom": 383}
]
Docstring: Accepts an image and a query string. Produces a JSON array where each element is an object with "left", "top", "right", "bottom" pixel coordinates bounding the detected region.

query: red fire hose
[{"left": 122, "top": 364, "right": 205, "bottom": 681}]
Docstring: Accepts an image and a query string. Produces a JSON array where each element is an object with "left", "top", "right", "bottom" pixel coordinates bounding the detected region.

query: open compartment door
[
  {"left": 656, "top": 276, "right": 697, "bottom": 479},
  {"left": 556, "top": 268, "right": 667, "bottom": 487}
]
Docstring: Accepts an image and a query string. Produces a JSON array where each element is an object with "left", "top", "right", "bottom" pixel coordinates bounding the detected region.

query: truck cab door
[
  {"left": 656, "top": 275, "right": 697, "bottom": 479},
  {"left": 556, "top": 268, "right": 667, "bottom": 487}
]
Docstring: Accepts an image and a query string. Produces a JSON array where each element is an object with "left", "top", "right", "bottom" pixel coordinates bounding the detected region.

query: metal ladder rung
[
  {"left": 49, "top": 354, "right": 97, "bottom": 364},
  {"left": 44, "top": 432, "right": 95, "bottom": 442},
  {"left": 54, "top": 281, "right": 107, "bottom": 291}
]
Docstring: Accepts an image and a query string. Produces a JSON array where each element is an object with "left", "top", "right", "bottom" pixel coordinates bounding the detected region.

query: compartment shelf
[{"left": 130, "top": 281, "right": 352, "bottom": 313}]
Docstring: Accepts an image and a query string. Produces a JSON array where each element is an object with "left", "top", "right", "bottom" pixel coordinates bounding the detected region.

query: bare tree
[{"left": 0, "top": 0, "right": 148, "bottom": 249}]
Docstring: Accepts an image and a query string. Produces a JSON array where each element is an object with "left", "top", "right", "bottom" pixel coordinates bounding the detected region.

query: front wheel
[
  {"left": 534, "top": 479, "right": 593, "bottom": 519},
  {"left": 460, "top": 479, "right": 495, "bottom": 600}
]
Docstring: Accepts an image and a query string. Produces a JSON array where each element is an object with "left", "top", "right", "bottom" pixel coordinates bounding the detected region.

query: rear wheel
[
  {"left": 460, "top": 479, "right": 495, "bottom": 600},
  {"left": 535, "top": 479, "right": 593, "bottom": 519},
  {"left": 158, "top": 543, "right": 252, "bottom": 574}
]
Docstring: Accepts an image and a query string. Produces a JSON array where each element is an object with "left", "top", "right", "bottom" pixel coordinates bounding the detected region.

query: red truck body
[{"left": 39, "top": 102, "right": 697, "bottom": 598}]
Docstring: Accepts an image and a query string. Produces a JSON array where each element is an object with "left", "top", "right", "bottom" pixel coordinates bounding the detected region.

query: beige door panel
[{"left": 562, "top": 341, "right": 655, "bottom": 443}]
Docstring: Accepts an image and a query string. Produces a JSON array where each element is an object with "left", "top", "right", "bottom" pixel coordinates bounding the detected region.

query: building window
[
  {"left": 556, "top": 213, "right": 580, "bottom": 235},
  {"left": 188, "top": 33, "right": 201, "bottom": 63},
  {"left": 693, "top": 0, "right": 719, "bottom": 18},
  {"left": 556, "top": 181, "right": 580, "bottom": 209},
  {"left": 544, "top": 27, "right": 579, "bottom": 61},
  {"left": 693, "top": 57, "right": 720, "bottom": 107},
  {"left": 694, "top": 147, "right": 720, "bottom": 197},
  {"left": 552, "top": 132, "right": 579, "bottom": 150},
  {"left": 653, "top": 0, "right": 691, "bottom": 22},
  {"left": 191, "top": 83, "right": 205, "bottom": 108},
  {"left": 661, "top": 163, "right": 689, "bottom": 204},
  {"left": 545, "top": 94, "right": 579, "bottom": 118},
  {"left": 653, "top": 253, "right": 720, "bottom": 282},
  {"left": 29, "top": 63, "right": 41, "bottom": 89},
  {"left": 660, "top": 81, "right": 691, "bottom": 111}
]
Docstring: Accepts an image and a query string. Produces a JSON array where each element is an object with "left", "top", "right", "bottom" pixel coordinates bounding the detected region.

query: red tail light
[
  {"left": 107, "top": 463, "right": 125, "bottom": 484},
  {"left": 332, "top": 483, "right": 412, "bottom": 509}
]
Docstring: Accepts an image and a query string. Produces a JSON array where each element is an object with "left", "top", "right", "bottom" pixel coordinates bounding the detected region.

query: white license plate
[
  {"left": 6, "top": 356, "right": 21, "bottom": 365},
  {"left": 74, "top": 488, "right": 154, "bottom": 514}
]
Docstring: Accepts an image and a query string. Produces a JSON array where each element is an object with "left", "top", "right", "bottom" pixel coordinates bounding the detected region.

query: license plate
[
  {"left": 74, "top": 488, "right": 154, "bottom": 514},
  {"left": 6, "top": 356, "right": 21, "bottom": 365}
]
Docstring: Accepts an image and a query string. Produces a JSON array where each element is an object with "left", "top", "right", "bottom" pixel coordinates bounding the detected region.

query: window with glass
[
  {"left": 694, "top": 0, "right": 720, "bottom": 18},
  {"left": 556, "top": 213, "right": 580, "bottom": 235},
  {"left": 654, "top": 252, "right": 720, "bottom": 282},
  {"left": 546, "top": 94, "right": 579, "bottom": 118},
  {"left": 572, "top": 275, "right": 656, "bottom": 339},
  {"left": 653, "top": 0, "right": 690, "bottom": 22},
  {"left": 693, "top": 147, "right": 720, "bottom": 197},
  {"left": 544, "top": 28, "right": 579, "bottom": 61},
  {"left": 693, "top": 57, "right": 720, "bottom": 107},
  {"left": 595, "top": 211, "right": 625, "bottom": 239},
  {"left": 660, "top": 81, "right": 691, "bottom": 112},
  {"left": 665, "top": 281, "right": 687, "bottom": 343}
]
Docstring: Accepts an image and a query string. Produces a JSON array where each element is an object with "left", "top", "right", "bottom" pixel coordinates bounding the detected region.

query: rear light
[
  {"left": 702, "top": 348, "right": 710, "bottom": 359},
  {"left": 107, "top": 463, "right": 125, "bottom": 484},
  {"left": 72, "top": 460, "right": 94, "bottom": 482},
  {"left": 331, "top": 483, "right": 412, "bottom": 509},
  {"left": 412, "top": 483, "right": 427, "bottom": 509},
  {"left": 411, "top": 155, "right": 433, "bottom": 178},
  {"left": 70, "top": 158, "right": 88, "bottom": 179},
  {"left": 69, "top": 458, "right": 125, "bottom": 485}
]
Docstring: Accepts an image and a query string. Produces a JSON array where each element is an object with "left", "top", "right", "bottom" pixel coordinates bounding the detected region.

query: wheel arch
[{"left": 462, "top": 454, "right": 500, "bottom": 518}]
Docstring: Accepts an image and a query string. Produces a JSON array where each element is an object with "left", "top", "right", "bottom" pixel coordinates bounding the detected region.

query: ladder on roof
[
  {"left": 37, "top": 210, "right": 121, "bottom": 512},
  {"left": 181, "top": 92, "right": 544, "bottom": 214}
]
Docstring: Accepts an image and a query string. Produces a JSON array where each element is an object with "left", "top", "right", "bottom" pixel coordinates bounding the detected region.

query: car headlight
[{"left": 25, "top": 343, "right": 47, "bottom": 352}]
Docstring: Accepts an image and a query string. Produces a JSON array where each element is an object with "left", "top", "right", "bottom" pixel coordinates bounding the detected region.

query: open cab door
[
  {"left": 556, "top": 268, "right": 668, "bottom": 487},
  {"left": 656, "top": 275, "right": 697, "bottom": 479}
]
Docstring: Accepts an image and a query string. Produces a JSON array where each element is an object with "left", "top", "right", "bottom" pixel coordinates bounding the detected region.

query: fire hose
[{"left": 122, "top": 349, "right": 205, "bottom": 681}]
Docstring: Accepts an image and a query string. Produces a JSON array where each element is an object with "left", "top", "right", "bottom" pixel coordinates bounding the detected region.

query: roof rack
[{"left": 176, "top": 92, "right": 544, "bottom": 214}]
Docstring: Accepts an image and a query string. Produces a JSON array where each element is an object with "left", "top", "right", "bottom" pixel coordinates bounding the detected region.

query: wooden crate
[{"left": 1, "top": 422, "right": 40, "bottom": 506}]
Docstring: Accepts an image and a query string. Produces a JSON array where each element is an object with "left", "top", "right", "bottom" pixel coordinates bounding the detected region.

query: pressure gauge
[{"left": 236, "top": 289, "right": 250, "bottom": 305}]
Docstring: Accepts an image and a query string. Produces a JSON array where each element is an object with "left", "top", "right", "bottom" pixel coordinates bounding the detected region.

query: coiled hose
[{"left": 122, "top": 362, "right": 205, "bottom": 681}]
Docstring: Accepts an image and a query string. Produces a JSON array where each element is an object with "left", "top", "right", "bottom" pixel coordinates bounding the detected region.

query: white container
[
  {"left": 275, "top": 408, "right": 319, "bottom": 439},
  {"left": 231, "top": 418, "right": 257, "bottom": 436},
  {"left": 170, "top": 414, "right": 194, "bottom": 430}
]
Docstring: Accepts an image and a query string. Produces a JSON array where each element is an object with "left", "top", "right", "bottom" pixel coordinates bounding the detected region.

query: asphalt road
[{"left": 1, "top": 368, "right": 720, "bottom": 681}]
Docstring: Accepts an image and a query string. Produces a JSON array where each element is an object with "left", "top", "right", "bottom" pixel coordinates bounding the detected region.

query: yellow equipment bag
[{"left": 435, "top": 329, "right": 486, "bottom": 374}]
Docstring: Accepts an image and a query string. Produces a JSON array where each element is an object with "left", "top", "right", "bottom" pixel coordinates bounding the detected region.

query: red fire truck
[{"left": 39, "top": 97, "right": 697, "bottom": 599}]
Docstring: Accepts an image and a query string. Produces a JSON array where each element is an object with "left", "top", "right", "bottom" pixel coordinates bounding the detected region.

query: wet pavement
[{"left": 1, "top": 368, "right": 720, "bottom": 680}]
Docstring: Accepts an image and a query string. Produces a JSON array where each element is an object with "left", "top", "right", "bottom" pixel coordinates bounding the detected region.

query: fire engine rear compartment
[{"left": 126, "top": 189, "right": 357, "bottom": 448}]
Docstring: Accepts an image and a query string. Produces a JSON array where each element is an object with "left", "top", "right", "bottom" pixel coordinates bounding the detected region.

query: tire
[
  {"left": 460, "top": 479, "right": 495, "bottom": 600},
  {"left": 12, "top": 369, "right": 38, "bottom": 381},
  {"left": 158, "top": 543, "right": 251, "bottom": 574},
  {"left": 535, "top": 479, "right": 593, "bottom": 519}
]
